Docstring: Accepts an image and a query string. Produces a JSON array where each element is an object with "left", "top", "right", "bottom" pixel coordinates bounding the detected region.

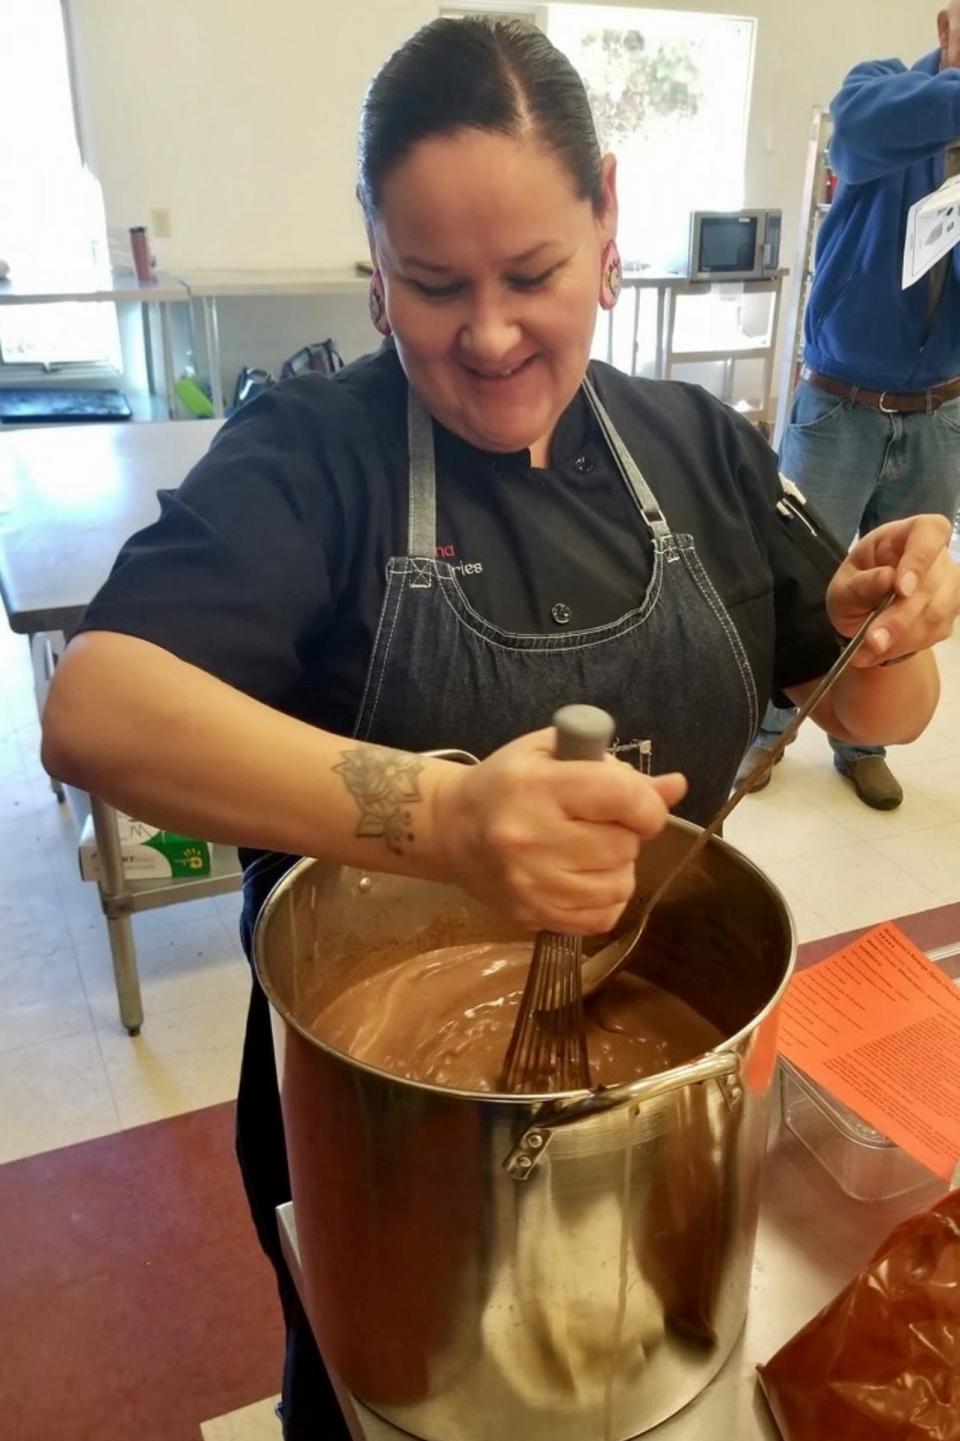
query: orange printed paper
[{"left": 778, "top": 923, "right": 960, "bottom": 1181}]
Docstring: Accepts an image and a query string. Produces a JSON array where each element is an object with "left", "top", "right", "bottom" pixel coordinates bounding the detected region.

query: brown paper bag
[{"left": 758, "top": 1190, "right": 960, "bottom": 1440}]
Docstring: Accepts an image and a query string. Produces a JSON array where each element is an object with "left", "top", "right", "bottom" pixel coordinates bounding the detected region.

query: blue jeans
[{"left": 759, "top": 379, "right": 960, "bottom": 768}]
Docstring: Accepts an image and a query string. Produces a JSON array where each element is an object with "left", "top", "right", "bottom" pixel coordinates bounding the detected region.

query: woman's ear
[{"left": 598, "top": 153, "right": 619, "bottom": 240}]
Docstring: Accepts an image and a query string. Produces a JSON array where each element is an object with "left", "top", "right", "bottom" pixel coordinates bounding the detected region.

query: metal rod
[
  {"left": 89, "top": 794, "right": 144, "bottom": 1035},
  {"left": 637, "top": 594, "right": 896, "bottom": 932}
]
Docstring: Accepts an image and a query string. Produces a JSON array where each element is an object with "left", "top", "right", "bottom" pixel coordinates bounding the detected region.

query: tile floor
[{"left": 2, "top": 572, "right": 960, "bottom": 1438}]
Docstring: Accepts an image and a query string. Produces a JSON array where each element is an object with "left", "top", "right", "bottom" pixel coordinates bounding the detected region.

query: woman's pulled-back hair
[{"left": 357, "top": 17, "right": 604, "bottom": 217}]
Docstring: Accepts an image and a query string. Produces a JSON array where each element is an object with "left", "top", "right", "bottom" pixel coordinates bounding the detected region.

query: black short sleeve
[{"left": 76, "top": 375, "right": 384, "bottom": 707}]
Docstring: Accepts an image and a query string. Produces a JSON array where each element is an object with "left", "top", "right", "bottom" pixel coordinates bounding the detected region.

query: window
[
  {"left": 0, "top": 0, "right": 119, "bottom": 370},
  {"left": 440, "top": 5, "right": 754, "bottom": 270},
  {"left": 547, "top": 6, "right": 755, "bottom": 269}
]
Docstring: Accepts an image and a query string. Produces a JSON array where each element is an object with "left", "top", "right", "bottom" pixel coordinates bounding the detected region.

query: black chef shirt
[{"left": 78, "top": 343, "right": 844, "bottom": 739}]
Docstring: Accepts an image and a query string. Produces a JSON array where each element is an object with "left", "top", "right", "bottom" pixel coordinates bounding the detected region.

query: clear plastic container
[
  {"left": 779, "top": 1060, "right": 938, "bottom": 1201},
  {"left": 779, "top": 944, "right": 960, "bottom": 1203}
]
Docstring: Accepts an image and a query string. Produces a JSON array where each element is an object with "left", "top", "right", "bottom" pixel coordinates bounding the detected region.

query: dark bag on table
[{"left": 280, "top": 339, "right": 344, "bottom": 380}]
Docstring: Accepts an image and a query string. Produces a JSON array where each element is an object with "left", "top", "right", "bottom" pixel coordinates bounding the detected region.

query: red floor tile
[
  {"left": 796, "top": 899, "right": 960, "bottom": 971},
  {"left": 0, "top": 1102, "right": 282, "bottom": 1441}
]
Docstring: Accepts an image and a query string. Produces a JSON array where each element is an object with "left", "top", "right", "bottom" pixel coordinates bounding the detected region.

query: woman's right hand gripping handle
[{"left": 430, "top": 726, "right": 687, "bottom": 936}]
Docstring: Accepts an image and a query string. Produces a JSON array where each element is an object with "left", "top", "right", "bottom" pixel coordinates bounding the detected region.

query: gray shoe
[
  {"left": 836, "top": 756, "right": 903, "bottom": 811},
  {"left": 734, "top": 742, "right": 782, "bottom": 792}
]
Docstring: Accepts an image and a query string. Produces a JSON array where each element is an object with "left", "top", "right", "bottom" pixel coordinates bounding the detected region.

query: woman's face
[{"left": 371, "top": 129, "right": 617, "bottom": 465}]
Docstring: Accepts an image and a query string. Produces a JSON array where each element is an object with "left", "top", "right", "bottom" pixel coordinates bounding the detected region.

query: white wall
[{"left": 66, "top": 0, "right": 944, "bottom": 384}]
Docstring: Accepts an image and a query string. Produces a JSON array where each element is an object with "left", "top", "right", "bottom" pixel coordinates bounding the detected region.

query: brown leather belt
[{"left": 800, "top": 365, "right": 960, "bottom": 414}]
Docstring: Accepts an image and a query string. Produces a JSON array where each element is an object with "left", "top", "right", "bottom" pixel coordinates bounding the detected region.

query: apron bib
[{"left": 353, "top": 378, "right": 758, "bottom": 824}]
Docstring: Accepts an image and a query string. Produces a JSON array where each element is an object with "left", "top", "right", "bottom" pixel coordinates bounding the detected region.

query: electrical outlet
[{"left": 151, "top": 207, "right": 171, "bottom": 239}]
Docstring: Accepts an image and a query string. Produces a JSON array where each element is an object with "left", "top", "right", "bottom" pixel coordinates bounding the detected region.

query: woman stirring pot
[{"left": 42, "top": 18, "right": 960, "bottom": 1440}]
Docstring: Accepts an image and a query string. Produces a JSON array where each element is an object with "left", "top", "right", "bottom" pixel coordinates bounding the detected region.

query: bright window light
[
  {"left": 547, "top": 5, "right": 755, "bottom": 269},
  {"left": 0, "top": 0, "right": 119, "bottom": 367}
]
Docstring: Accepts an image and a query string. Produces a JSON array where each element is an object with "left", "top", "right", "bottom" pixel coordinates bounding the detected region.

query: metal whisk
[{"left": 500, "top": 705, "right": 616, "bottom": 1094}]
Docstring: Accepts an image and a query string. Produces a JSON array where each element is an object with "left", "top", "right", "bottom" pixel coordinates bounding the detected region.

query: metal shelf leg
[
  {"left": 90, "top": 792, "right": 144, "bottom": 1036},
  {"left": 30, "top": 631, "right": 66, "bottom": 801}
]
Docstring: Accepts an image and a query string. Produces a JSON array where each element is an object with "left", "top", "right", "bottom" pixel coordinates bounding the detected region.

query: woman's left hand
[{"left": 827, "top": 514, "right": 960, "bottom": 667}]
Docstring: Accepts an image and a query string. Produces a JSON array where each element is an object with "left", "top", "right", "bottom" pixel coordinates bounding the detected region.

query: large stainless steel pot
[{"left": 253, "top": 817, "right": 795, "bottom": 1441}]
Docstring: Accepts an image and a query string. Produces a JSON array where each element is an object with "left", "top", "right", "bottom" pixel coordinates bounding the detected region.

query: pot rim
[{"left": 252, "top": 819, "right": 797, "bottom": 1109}]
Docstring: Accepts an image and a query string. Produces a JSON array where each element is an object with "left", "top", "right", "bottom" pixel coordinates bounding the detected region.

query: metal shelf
[
  {"left": 660, "top": 276, "right": 787, "bottom": 422},
  {"left": 116, "top": 843, "right": 242, "bottom": 914}
]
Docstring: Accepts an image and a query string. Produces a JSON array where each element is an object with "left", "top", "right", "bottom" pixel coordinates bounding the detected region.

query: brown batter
[{"left": 310, "top": 941, "right": 725, "bottom": 1093}]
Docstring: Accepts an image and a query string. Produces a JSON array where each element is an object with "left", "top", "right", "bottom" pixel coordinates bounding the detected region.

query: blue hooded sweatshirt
[{"left": 804, "top": 49, "right": 960, "bottom": 390}]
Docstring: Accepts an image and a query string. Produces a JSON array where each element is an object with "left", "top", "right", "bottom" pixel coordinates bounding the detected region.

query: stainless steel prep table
[
  {"left": 613, "top": 269, "right": 788, "bottom": 424},
  {"left": 175, "top": 268, "right": 368, "bottom": 418},
  {"left": 0, "top": 418, "right": 234, "bottom": 1034}
]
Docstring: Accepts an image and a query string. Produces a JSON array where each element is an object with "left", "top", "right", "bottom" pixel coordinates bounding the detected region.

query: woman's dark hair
[{"left": 357, "top": 17, "right": 604, "bottom": 218}]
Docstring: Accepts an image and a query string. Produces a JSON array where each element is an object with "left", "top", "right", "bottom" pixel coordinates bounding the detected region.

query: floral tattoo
[{"left": 332, "top": 746, "right": 425, "bottom": 854}]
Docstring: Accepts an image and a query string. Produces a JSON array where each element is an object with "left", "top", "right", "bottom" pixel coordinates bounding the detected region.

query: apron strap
[
  {"left": 583, "top": 378, "right": 671, "bottom": 540},
  {"left": 406, "top": 387, "right": 438, "bottom": 557}
]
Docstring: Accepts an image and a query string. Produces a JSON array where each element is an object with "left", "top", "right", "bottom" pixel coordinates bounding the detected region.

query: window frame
[{"left": 439, "top": 4, "right": 548, "bottom": 28}]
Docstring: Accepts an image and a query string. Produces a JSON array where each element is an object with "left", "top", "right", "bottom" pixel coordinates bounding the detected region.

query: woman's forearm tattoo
[{"left": 332, "top": 745, "right": 425, "bottom": 854}]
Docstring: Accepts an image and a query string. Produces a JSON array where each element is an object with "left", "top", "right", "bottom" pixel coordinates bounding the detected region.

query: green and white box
[{"left": 78, "top": 812, "right": 212, "bottom": 882}]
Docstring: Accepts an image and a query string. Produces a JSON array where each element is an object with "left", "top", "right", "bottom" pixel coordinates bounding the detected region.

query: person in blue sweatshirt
[{"left": 739, "top": 7, "right": 960, "bottom": 810}]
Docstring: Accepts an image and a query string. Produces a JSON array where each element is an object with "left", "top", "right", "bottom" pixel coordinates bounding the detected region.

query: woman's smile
[{"left": 459, "top": 353, "right": 540, "bottom": 385}]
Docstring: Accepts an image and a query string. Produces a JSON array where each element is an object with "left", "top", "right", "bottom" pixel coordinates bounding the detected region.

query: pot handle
[{"left": 503, "top": 1049, "right": 741, "bottom": 1181}]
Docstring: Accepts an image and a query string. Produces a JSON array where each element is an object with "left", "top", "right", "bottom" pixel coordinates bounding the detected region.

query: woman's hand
[
  {"left": 430, "top": 727, "right": 687, "bottom": 935},
  {"left": 827, "top": 514, "right": 960, "bottom": 667}
]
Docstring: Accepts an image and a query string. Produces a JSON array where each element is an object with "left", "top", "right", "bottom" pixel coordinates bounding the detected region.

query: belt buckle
[{"left": 878, "top": 391, "right": 897, "bottom": 414}]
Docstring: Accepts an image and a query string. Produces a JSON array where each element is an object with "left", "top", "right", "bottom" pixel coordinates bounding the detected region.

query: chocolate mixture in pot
[{"left": 310, "top": 941, "right": 725, "bottom": 1092}]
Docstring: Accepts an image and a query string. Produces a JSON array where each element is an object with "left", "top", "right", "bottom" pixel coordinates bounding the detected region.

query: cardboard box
[{"left": 78, "top": 812, "right": 212, "bottom": 882}]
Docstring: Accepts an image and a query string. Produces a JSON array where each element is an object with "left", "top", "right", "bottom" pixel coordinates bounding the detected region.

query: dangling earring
[
  {"left": 368, "top": 269, "right": 391, "bottom": 336},
  {"left": 599, "top": 239, "right": 622, "bottom": 311}
]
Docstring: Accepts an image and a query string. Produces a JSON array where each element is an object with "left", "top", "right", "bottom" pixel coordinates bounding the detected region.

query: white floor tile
[
  {"left": 74, "top": 900, "right": 249, "bottom": 1028},
  {"left": 201, "top": 1397, "right": 282, "bottom": 1440},
  {"left": 0, "top": 944, "right": 93, "bottom": 1054},
  {"left": 0, "top": 772, "right": 56, "bottom": 847},
  {"left": 215, "top": 890, "right": 244, "bottom": 934},
  {"left": 0, "top": 733, "right": 28, "bottom": 784},
  {"left": 764, "top": 843, "right": 946, "bottom": 935},
  {"left": 776, "top": 747, "right": 960, "bottom": 841},
  {"left": 0, "top": 871, "right": 78, "bottom": 960},
  {"left": 776, "top": 888, "right": 838, "bottom": 946},
  {"left": 0, "top": 1031, "right": 120, "bottom": 1164},
  {"left": 890, "top": 756, "right": 960, "bottom": 822},
  {"left": 724, "top": 783, "right": 856, "bottom": 866},
  {"left": 53, "top": 870, "right": 110, "bottom": 949},
  {"left": 97, "top": 988, "right": 250, "bottom": 1127},
  {"left": 871, "top": 821, "right": 960, "bottom": 907},
  {"left": 885, "top": 713, "right": 959, "bottom": 766}
]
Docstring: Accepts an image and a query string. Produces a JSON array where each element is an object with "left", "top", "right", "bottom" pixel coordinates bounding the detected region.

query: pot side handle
[{"left": 503, "top": 1049, "right": 741, "bottom": 1181}]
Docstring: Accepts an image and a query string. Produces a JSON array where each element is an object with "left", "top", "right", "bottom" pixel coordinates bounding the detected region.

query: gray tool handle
[{"left": 553, "top": 705, "right": 616, "bottom": 762}]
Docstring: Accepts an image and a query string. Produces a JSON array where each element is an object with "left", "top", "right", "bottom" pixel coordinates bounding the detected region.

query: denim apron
[{"left": 236, "top": 377, "right": 759, "bottom": 1437}]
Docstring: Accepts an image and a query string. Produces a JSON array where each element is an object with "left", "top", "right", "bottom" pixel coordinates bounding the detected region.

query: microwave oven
[{"left": 687, "top": 209, "right": 782, "bottom": 281}]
